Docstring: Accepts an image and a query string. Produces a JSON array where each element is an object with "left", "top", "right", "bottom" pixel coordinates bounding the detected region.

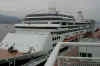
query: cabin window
[
  {"left": 53, "top": 32, "right": 55, "bottom": 34},
  {"left": 52, "top": 37, "right": 55, "bottom": 41},
  {"left": 58, "top": 32, "right": 61, "bottom": 34},
  {"left": 53, "top": 43, "right": 56, "bottom": 47},
  {"left": 51, "top": 32, "right": 53, "bottom": 34},
  {"left": 52, "top": 22, "right": 60, "bottom": 24},
  {"left": 61, "top": 22, "right": 66, "bottom": 25},
  {"left": 68, "top": 23, "right": 73, "bottom": 25},
  {"left": 80, "top": 52, "right": 92, "bottom": 57},
  {"left": 56, "top": 36, "right": 59, "bottom": 40},
  {"left": 58, "top": 36, "right": 61, "bottom": 40},
  {"left": 52, "top": 36, "right": 61, "bottom": 41},
  {"left": 52, "top": 37, "right": 56, "bottom": 41}
]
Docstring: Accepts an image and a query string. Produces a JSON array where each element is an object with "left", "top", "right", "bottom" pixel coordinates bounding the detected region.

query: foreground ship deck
[
  {"left": 0, "top": 48, "right": 23, "bottom": 59},
  {"left": 45, "top": 42, "right": 100, "bottom": 66}
]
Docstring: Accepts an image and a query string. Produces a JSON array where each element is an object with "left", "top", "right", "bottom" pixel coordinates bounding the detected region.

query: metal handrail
[
  {"left": 58, "top": 56, "right": 100, "bottom": 60},
  {"left": 44, "top": 44, "right": 61, "bottom": 66},
  {"left": 58, "top": 42, "right": 100, "bottom": 47}
]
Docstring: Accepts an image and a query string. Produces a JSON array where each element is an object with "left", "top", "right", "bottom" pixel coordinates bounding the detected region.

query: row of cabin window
[
  {"left": 80, "top": 52, "right": 92, "bottom": 57},
  {"left": 51, "top": 31, "right": 68, "bottom": 35},
  {"left": 24, "top": 18, "right": 73, "bottom": 21},
  {"left": 51, "top": 28, "right": 85, "bottom": 35},
  {"left": 67, "top": 26, "right": 79, "bottom": 28},
  {"left": 68, "top": 28, "right": 86, "bottom": 32},
  {"left": 52, "top": 22, "right": 79, "bottom": 25},
  {"left": 52, "top": 36, "right": 61, "bottom": 41},
  {"left": 51, "top": 30, "right": 79, "bottom": 35},
  {"left": 52, "top": 22, "right": 90, "bottom": 25},
  {"left": 75, "top": 23, "right": 90, "bottom": 25},
  {"left": 67, "top": 23, "right": 90, "bottom": 27},
  {"left": 26, "top": 14, "right": 73, "bottom": 18},
  {"left": 51, "top": 29, "right": 83, "bottom": 36}
]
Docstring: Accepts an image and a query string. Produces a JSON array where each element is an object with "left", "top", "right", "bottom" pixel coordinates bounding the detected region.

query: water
[
  {"left": 96, "top": 22, "right": 100, "bottom": 28},
  {"left": 0, "top": 24, "right": 13, "bottom": 42}
]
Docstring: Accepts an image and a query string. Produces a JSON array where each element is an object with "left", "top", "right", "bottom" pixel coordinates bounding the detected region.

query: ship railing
[
  {"left": 57, "top": 56, "right": 100, "bottom": 66},
  {"left": 22, "top": 55, "right": 47, "bottom": 66},
  {"left": 44, "top": 42, "right": 100, "bottom": 66}
]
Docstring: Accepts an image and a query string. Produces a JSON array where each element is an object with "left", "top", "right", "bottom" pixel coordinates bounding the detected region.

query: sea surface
[
  {"left": 0, "top": 24, "right": 13, "bottom": 42},
  {"left": 96, "top": 22, "right": 100, "bottom": 28}
]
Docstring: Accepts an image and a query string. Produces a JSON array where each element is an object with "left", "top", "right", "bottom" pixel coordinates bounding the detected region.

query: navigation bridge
[{"left": 45, "top": 42, "right": 100, "bottom": 66}]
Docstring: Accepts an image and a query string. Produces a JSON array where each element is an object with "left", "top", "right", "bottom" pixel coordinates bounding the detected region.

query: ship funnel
[
  {"left": 77, "top": 11, "right": 84, "bottom": 22},
  {"left": 48, "top": 1, "right": 57, "bottom": 13}
]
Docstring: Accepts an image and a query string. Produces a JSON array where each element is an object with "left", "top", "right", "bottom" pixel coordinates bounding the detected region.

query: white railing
[
  {"left": 44, "top": 44, "right": 60, "bottom": 66},
  {"left": 45, "top": 42, "right": 100, "bottom": 66},
  {"left": 58, "top": 42, "right": 100, "bottom": 47},
  {"left": 57, "top": 56, "right": 100, "bottom": 66},
  {"left": 71, "top": 63, "right": 100, "bottom": 66}
]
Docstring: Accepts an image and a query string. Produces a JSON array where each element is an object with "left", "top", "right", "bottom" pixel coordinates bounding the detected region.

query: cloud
[{"left": 0, "top": 0, "right": 99, "bottom": 21}]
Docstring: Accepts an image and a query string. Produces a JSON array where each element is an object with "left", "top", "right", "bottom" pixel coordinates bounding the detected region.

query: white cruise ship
[{"left": 0, "top": 8, "right": 95, "bottom": 66}]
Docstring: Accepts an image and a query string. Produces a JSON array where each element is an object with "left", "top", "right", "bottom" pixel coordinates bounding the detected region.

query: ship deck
[{"left": 0, "top": 48, "right": 23, "bottom": 59}]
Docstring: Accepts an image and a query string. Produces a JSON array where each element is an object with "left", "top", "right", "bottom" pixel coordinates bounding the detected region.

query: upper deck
[{"left": 23, "top": 9, "right": 75, "bottom": 24}]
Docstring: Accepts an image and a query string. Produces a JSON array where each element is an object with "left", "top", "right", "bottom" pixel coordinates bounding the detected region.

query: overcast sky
[{"left": 0, "top": 0, "right": 100, "bottom": 21}]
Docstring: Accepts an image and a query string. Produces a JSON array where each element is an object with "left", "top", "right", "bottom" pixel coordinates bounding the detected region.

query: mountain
[
  {"left": 0, "top": 15, "right": 21, "bottom": 24},
  {"left": 0, "top": 15, "right": 21, "bottom": 41}
]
